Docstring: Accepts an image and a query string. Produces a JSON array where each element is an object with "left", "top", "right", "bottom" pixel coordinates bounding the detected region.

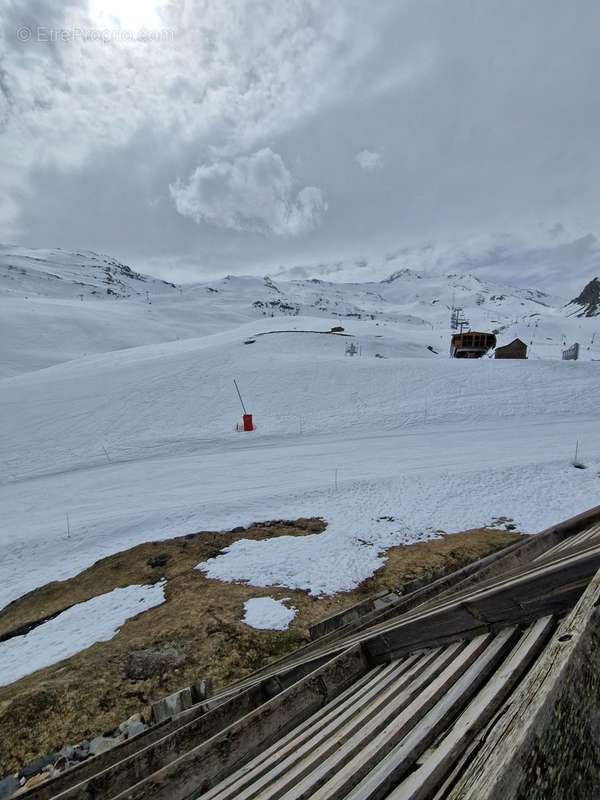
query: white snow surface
[
  {"left": 242, "top": 597, "right": 296, "bottom": 630},
  {"left": 1, "top": 246, "right": 600, "bottom": 609},
  {"left": 0, "top": 582, "right": 165, "bottom": 686}
]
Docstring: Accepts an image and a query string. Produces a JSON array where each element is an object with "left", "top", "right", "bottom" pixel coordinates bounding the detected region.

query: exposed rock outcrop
[{"left": 568, "top": 277, "right": 600, "bottom": 316}]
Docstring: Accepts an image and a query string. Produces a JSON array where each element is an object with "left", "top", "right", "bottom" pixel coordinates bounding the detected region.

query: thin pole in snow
[
  {"left": 334, "top": 469, "right": 338, "bottom": 491},
  {"left": 66, "top": 513, "right": 71, "bottom": 539},
  {"left": 233, "top": 379, "right": 247, "bottom": 414}
]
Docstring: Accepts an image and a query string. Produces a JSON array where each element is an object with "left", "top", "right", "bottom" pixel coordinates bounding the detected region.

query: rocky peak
[{"left": 569, "top": 277, "right": 600, "bottom": 316}]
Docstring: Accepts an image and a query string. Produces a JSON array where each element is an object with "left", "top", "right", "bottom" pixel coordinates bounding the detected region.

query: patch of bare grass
[{"left": 0, "top": 520, "right": 521, "bottom": 773}]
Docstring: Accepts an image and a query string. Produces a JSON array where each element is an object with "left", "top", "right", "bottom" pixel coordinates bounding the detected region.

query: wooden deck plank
[
  {"left": 366, "top": 548, "right": 600, "bottom": 662},
  {"left": 334, "top": 548, "right": 587, "bottom": 656},
  {"left": 388, "top": 616, "right": 555, "bottom": 800},
  {"left": 447, "top": 568, "right": 600, "bottom": 799},
  {"left": 204, "top": 656, "right": 424, "bottom": 800},
  {"left": 299, "top": 544, "right": 595, "bottom": 669},
  {"left": 200, "top": 662, "right": 391, "bottom": 800},
  {"left": 101, "top": 646, "right": 367, "bottom": 800},
  {"left": 534, "top": 536, "right": 600, "bottom": 564},
  {"left": 276, "top": 635, "right": 492, "bottom": 800},
  {"left": 535, "top": 522, "right": 600, "bottom": 563},
  {"left": 316, "top": 628, "right": 518, "bottom": 800},
  {"left": 228, "top": 648, "right": 451, "bottom": 800}
]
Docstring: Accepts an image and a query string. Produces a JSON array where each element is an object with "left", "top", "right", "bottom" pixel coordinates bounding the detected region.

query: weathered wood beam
[
  {"left": 447, "top": 567, "right": 600, "bottom": 800},
  {"left": 364, "top": 549, "right": 600, "bottom": 663},
  {"left": 102, "top": 646, "right": 367, "bottom": 800},
  {"left": 389, "top": 616, "right": 555, "bottom": 800}
]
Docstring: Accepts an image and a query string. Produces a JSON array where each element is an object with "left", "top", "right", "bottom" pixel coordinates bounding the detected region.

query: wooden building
[
  {"left": 450, "top": 331, "right": 496, "bottom": 358},
  {"left": 495, "top": 338, "right": 528, "bottom": 359}
]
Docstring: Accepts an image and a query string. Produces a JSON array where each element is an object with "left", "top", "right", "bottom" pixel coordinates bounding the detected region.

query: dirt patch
[
  {"left": 356, "top": 527, "right": 523, "bottom": 596},
  {"left": 0, "top": 518, "right": 325, "bottom": 642},
  {"left": 0, "top": 519, "right": 521, "bottom": 774}
]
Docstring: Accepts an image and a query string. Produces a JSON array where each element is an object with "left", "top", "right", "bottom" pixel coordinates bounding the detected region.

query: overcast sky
[{"left": 1, "top": 0, "right": 599, "bottom": 287}]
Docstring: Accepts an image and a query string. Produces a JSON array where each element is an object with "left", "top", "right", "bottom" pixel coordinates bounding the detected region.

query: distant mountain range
[
  {"left": 272, "top": 233, "right": 600, "bottom": 298},
  {"left": 2, "top": 243, "right": 600, "bottom": 377}
]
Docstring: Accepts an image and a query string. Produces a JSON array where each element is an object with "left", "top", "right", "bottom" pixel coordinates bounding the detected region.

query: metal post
[{"left": 233, "top": 379, "right": 247, "bottom": 414}]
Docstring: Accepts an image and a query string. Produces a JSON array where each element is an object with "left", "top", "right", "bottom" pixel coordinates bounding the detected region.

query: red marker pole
[{"left": 234, "top": 380, "right": 254, "bottom": 431}]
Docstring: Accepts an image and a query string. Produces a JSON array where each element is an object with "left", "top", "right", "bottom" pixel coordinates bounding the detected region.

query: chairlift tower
[{"left": 451, "top": 307, "right": 469, "bottom": 333}]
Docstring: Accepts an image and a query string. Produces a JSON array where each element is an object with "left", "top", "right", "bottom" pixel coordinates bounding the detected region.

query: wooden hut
[
  {"left": 495, "top": 338, "right": 528, "bottom": 359},
  {"left": 450, "top": 331, "right": 496, "bottom": 358}
]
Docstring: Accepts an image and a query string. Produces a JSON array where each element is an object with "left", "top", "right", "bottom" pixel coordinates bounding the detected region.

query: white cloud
[
  {"left": 0, "top": 0, "right": 392, "bottom": 233},
  {"left": 354, "top": 149, "right": 384, "bottom": 170},
  {"left": 170, "top": 148, "right": 327, "bottom": 236}
]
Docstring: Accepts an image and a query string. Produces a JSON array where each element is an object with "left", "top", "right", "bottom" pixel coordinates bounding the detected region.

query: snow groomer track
[{"left": 22, "top": 507, "right": 600, "bottom": 800}]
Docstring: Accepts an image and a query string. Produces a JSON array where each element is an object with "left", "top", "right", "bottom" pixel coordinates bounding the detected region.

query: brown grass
[{"left": 0, "top": 519, "right": 521, "bottom": 774}]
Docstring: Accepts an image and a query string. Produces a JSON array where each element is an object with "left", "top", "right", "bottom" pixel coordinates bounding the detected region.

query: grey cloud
[
  {"left": 2, "top": 0, "right": 600, "bottom": 292},
  {"left": 0, "top": 0, "right": 390, "bottom": 235},
  {"left": 170, "top": 149, "right": 327, "bottom": 236}
]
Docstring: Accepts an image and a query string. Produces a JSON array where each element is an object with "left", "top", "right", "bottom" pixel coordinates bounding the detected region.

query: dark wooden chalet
[{"left": 495, "top": 338, "right": 528, "bottom": 359}]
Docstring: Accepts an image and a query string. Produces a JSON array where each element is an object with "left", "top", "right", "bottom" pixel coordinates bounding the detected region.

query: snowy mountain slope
[
  {"left": 2, "top": 311, "right": 600, "bottom": 608},
  {"left": 2, "top": 318, "right": 600, "bottom": 485},
  {"left": 1, "top": 245, "right": 600, "bottom": 610},
  {"left": 2, "top": 245, "right": 600, "bottom": 378},
  {"left": 0, "top": 246, "right": 178, "bottom": 376},
  {"left": 0, "top": 245, "right": 176, "bottom": 300},
  {"left": 272, "top": 232, "right": 600, "bottom": 294}
]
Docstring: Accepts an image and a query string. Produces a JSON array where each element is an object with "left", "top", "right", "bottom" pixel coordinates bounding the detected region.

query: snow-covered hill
[
  {"left": 273, "top": 232, "right": 600, "bottom": 292},
  {"left": 2, "top": 245, "right": 600, "bottom": 377},
  {"left": 0, "top": 245, "right": 176, "bottom": 301},
  {"left": 1, "top": 245, "right": 599, "bottom": 610}
]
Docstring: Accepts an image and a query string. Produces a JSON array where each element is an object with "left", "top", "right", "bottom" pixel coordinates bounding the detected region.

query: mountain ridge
[
  {"left": 2, "top": 243, "right": 600, "bottom": 377},
  {"left": 567, "top": 277, "right": 600, "bottom": 317}
]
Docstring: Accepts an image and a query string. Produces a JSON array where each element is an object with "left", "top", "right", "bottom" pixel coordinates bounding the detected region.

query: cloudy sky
[{"left": 1, "top": 0, "right": 599, "bottom": 287}]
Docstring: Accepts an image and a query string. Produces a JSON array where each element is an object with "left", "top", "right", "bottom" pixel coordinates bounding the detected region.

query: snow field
[
  {"left": 2, "top": 248, "right": 600, "bottom": 613},
  {"left": 1, "top": 325, "right": 599, "bottom": 605},
  {"left": 2, "top": 324, "right": 599, "bottom": 483},
  {"left": 242, "top": 597, "right": 297, "bottom": 630},
  {"left": 0, "top": 582, "right": 165, "bottom": 686}
]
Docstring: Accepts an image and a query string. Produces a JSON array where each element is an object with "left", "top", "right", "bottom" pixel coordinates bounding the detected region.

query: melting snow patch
[
  {"left": 197, "top": 459, "right": 600, "bottom": 596},
  {"left": 243, "top": 597, "right": 296, "bottom": 630},
  {"left": 0, "top": 582, "right": 165, "bottom": 687}
]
